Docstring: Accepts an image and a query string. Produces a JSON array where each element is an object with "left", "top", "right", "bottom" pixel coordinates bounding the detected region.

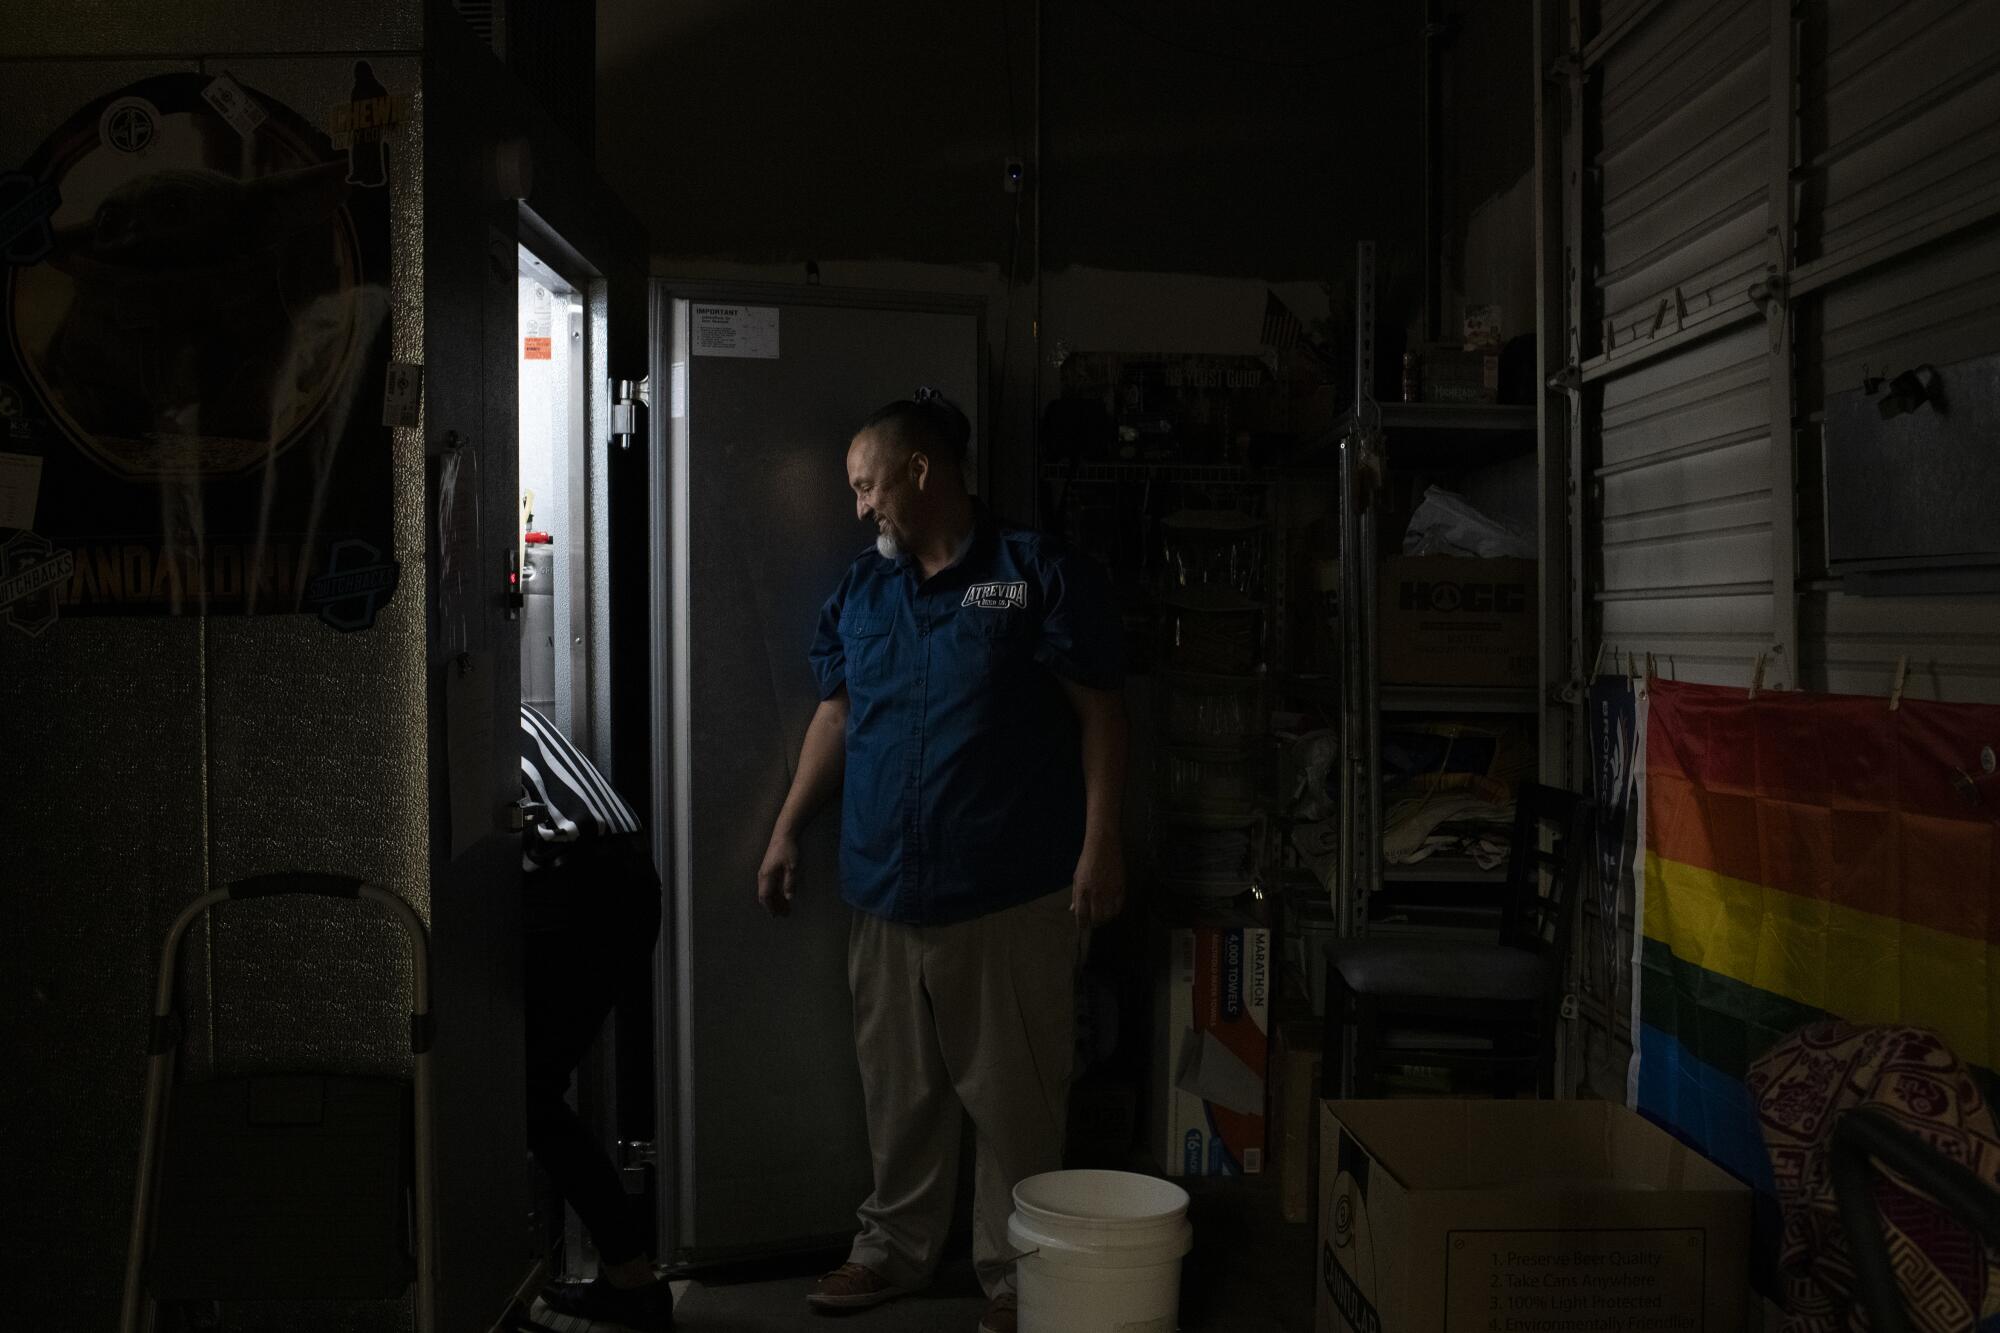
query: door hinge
[
  {"left": 611, "top": 378, "right": 644, "bottom": 449},
  {"left": 618, "top": 1139, "right": 656, "bottom": 1195}
]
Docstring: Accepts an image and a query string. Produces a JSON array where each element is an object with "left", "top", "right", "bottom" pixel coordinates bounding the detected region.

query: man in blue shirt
[{"left": 757, "top": 390, "right": 1127, "bottom": 1333}]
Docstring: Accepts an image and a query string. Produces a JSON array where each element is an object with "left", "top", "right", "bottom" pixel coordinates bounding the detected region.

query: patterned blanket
[{"left": 1751, "top": 1023, "right": 2000, "bottom": 1331}]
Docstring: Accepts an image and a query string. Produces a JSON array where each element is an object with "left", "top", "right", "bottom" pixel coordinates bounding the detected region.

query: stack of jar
[{"left": 1153, "top": 510, "right": 1271, "bottom": 899}]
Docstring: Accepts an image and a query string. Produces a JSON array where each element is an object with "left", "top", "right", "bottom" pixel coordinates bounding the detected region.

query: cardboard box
[
  {"left": 1317, "top": 1100, "right": 1750, "bottom": 1333},
  {"left": 1150, "top": 913, "right": 1270, "bottom": 1176},
  {"left": 1417, "top": 346, "right": 1500, "bottom": 403},
  {"left": 1270, "top": 1020, "right": 1324, "bottom": 1223},
  {"left": 1378, "top": 556, "right": 1536, "bottom": 688}
]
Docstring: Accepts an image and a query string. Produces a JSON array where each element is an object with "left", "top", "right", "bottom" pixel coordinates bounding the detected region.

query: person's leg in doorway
[
  {"left": 930, "top": 888, "right": 1081, "bottom": 1310},
  {"left": 524, "top": 923, "right": 649, "bottom": 1270},
  {"left": 526, "top": 840, "right": 671, "bottom": 1327}
]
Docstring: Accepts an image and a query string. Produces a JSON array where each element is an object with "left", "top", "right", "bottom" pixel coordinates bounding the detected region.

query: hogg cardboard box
[
  {"left": 1150, "top": 912, "right": 1270, "bottom": 1176},
  {"left": 1317, "top": 1100, "right": 1749, "bottom": 1333},
  {"left": 1378, "top": 556, "right": 1536, "bottom": 688}
]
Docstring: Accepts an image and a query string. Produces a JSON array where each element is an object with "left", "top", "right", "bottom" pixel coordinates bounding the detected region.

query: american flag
[{"left": 1260, "top": 290, "right": 1303, "bottom": 354}]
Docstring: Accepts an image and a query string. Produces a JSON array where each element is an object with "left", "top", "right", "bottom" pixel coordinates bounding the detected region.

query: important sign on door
[{"left": 691, "top": 304, "right": 780, "bottom": 359}]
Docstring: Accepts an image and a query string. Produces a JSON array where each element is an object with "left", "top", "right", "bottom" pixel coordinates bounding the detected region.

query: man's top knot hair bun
[{"left": 860, "top": 388, "right": 972, "bottom": 467}]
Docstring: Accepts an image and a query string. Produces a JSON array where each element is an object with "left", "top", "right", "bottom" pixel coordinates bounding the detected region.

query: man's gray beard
[{"left": 876, "top": 531, "right": 902, "bottom": 559}]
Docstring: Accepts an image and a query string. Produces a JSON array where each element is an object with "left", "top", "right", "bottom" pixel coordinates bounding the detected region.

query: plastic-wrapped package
[{"left": 1402, "top": 485, "right": 1534, "bottom": 559}]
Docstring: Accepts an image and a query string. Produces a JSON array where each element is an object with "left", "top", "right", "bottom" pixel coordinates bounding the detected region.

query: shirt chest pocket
[
  {"left": 840, "top": 612, "right": 892, "bottom": 684},
  {"left": 964, "top": 609, "right": 1031, "bottom": 667}
]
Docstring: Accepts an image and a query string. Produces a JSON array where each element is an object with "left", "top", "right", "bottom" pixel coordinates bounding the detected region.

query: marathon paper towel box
[{"left": 1151, "top": 913, "right": 1270, "bottom": 1176}]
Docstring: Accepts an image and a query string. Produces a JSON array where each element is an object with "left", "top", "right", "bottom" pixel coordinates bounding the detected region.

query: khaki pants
[{"left": 846, "top": 887, "right": 1083, "bottom": 1298}]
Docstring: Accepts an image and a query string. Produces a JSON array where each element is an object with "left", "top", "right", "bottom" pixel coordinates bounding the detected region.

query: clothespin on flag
[
  {"left": 1589, "top": 642, "right": 1606, "bottom": 683},
  {"left": 1889, "top": 655, "right": 1909, "bottom": 712},
  {"left": 1627, "top": 652, "right": 1639, "bottom": 679},
  {"left": 1645, "top": 652, "right": 1657, "bottom": 681},
  {"left": 1748, "top": 652, "right": 1768, "bottom": 700}
]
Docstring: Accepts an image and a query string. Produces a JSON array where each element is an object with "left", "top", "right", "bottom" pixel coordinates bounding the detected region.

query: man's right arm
[{"left": 757, "top": 687, "right": 849, "bottom": 916}]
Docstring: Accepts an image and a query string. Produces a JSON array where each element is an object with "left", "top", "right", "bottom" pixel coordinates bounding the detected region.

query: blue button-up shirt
[{"left": 809, "top": 514, "right": 1123, "bottom": 926}]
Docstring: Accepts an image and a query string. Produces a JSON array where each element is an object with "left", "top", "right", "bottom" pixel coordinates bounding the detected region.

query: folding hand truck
[{"left": 118, "top": 874, "right": 436, "bottom": 1333}]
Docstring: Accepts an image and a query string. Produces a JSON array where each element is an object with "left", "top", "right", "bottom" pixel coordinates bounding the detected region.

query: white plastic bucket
[{"left": 1007, "top": 1169, "right": 1193, "bottom": 1333}]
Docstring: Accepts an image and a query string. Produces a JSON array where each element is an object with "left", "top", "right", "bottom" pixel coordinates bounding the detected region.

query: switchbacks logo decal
[{"left": 0, "top": 530, "right": 73, "bottom": 637}]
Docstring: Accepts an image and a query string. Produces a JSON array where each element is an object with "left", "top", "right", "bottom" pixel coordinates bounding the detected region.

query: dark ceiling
[{"left": 597, "top": 0, "right": 1430, "bottom": 280}]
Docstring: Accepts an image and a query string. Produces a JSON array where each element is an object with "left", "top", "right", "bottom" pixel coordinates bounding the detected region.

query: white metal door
[{"left": 650, "top": 283, "right": 984, "bottom": 1261}]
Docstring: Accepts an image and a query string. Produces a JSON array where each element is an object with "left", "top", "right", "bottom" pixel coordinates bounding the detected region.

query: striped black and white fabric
[{"left": 520, "top": 705, "right": 639, "bottom": 867}]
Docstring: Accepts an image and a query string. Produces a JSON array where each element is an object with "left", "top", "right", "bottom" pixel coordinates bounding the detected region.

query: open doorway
[
  {"left": 517, "top": 247, "right": 590, "bottom": 744},
  {"left": 518, "top": 241, "right": 661, "bottom": 1281}
]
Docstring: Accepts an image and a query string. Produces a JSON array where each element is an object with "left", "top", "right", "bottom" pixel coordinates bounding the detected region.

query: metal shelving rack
[
  {"left": 1337, "top": 241, "right": 1541, "bottom": 939},
  {"left": 1336, "top": 242, "right": 1383, "bottom": 938}
]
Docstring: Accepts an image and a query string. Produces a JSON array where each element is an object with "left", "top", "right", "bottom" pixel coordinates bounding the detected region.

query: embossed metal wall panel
[
  {"left": 0, "top": 55, "right": 204, "bottom": 1333},
  {"left": 202, "top": 57, "right": 427, "bottom": 1089},
  {"left": 0, "top": 621, "right": 206, "bottom": 1327}
]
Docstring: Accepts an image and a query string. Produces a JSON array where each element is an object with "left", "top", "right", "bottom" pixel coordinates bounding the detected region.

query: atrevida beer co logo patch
[{"left": 962, "top": 580, "right": 1027, "bottom": 611}]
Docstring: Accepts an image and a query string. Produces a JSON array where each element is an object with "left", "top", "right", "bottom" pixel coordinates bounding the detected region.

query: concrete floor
[{"left": 527, "top": 1175, "right": 1314, "bottom": 1333}]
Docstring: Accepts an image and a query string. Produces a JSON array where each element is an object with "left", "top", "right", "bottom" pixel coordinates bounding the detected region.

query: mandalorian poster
[{"left": 0, "top": 68, "right": 399, "bottom": 630}]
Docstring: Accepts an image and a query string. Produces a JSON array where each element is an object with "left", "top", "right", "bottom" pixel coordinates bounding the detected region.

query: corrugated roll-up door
[
  {"left": 1543, "top": 0, "right": 2000, "bottom": 1099},
  {"left": 1795, "top": 0, "right": 2000, "bottom": 704},
  {"left": 1554, "top": 0, "right": 1792, "bottom": 1104},
  {"left": 1582, "top": 0, "right": 1785, "bottom": 691}
]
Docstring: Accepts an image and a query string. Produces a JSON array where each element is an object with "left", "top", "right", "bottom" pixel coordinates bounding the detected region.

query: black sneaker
[{"left": 537, "top": 1275, "right": 675, "bottom": 1331}]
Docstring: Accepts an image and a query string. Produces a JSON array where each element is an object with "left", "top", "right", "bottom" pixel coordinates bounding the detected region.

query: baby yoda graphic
[{"left": 33, "top": 156, "right": 369, "bottom": 479}]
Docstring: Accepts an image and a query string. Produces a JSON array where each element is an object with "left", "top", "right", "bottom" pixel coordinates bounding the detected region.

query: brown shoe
[
  {"left": 806, "top": 1261, "right": 906, "bottom": 1311},
  {"left": 978, "top": 1292, "right": 1018, "bottom": 1333}
]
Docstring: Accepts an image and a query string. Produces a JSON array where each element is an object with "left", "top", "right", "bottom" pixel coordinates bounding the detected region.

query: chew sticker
[{"left": 328, "top": 61, "right": 400, "bottom": 188}]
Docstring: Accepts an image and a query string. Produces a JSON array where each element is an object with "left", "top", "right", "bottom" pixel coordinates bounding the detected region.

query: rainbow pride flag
[{"left": 1634, "top": 680, "right": 2000, "bottom": 1278}]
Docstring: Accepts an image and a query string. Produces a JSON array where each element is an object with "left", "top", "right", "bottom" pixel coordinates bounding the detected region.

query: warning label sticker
[{"left": 691, "top": 304, "right": 779, "bottom": 359}]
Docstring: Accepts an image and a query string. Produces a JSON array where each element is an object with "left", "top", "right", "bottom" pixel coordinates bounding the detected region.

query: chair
[
  {"left": 1831, "top": 1107, "right": 2000, "bottom": 1333},
  {"left": 1318, "top": 782, "right": 1592, "bottom": 1099}
]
